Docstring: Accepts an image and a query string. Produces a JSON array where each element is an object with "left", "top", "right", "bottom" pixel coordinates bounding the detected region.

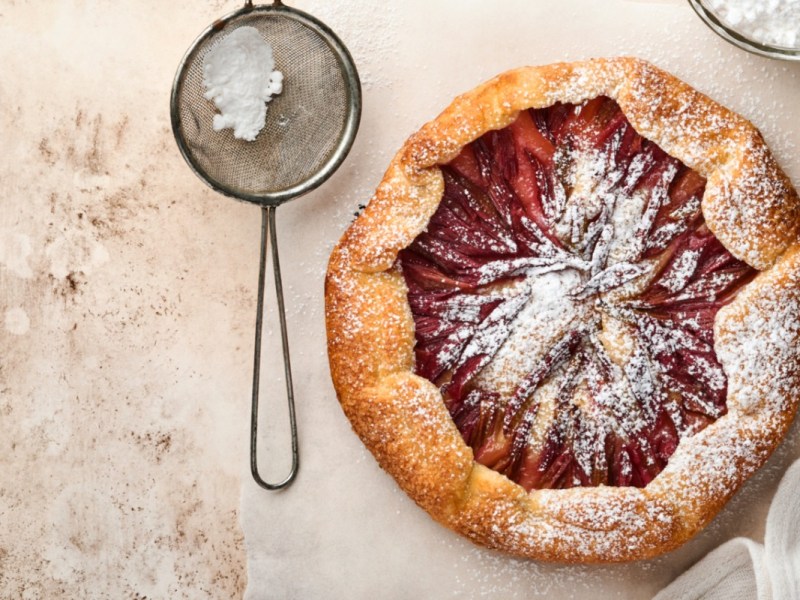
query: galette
[{"left": 325, "top": 58, "right": 800, "bottom": 562}]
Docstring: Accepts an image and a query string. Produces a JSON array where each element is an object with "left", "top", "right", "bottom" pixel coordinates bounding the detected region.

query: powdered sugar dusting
[
  {"left": 717, "top": 258, "right": 800, "bottom": 414},
  {"left": 399, "top": 96, "right": 756, "bottom": 491},
  {"left": 476, "top": 270, "right": 586, "bottom": 397}
]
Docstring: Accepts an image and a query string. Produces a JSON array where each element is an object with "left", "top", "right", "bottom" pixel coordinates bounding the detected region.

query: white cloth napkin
[{"left": 654, "top": 459, "right": 800, "bottom": 600}]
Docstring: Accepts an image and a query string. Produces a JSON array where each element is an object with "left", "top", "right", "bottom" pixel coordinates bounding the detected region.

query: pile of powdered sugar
[
  {"left": 203, "top": 26, "right": 284, "bottom": 141},
  {"left": 705, "top": 0, "right": 800, "bottom": 48}
]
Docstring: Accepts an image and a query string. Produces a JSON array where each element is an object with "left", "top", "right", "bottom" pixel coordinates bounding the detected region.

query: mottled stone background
[{"left": 1, "top": 1, "right": 799, "bottom": 599}]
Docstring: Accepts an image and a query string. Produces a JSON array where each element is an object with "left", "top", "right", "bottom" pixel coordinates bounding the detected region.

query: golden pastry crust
[{"left": 325, "top": 57, "right": 800, "bottom": 562}]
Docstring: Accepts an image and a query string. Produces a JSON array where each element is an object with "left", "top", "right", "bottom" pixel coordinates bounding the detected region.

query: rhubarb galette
[{"left": 325, "top": 58, "right": 800, "bottom": 562}]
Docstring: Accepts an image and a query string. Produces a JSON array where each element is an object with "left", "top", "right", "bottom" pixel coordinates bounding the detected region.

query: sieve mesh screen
[{"left": 174, "top": 11, "right": 349, "bottom": 197}]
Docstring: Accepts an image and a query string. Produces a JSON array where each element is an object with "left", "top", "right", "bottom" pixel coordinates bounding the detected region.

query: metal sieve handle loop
[
  {"left": 244, "top": 1, "right": 284, "bottom": 8},
  {"left": 250, "top": 205, "right": 299, "bottom": 490}
]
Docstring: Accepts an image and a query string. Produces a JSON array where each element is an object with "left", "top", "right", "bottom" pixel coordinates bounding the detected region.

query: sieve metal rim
[{"left": 169, "top": 2, "right": 362, "bottom": 207}]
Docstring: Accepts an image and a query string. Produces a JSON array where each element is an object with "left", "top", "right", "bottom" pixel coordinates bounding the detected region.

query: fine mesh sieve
[{"left": 170, "top": 0, "right": 361, "bottom": 490}]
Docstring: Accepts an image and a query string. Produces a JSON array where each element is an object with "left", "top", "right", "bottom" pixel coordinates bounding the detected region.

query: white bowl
[{"left": 688, "top": 0, "right": 800, "bottom": 61}]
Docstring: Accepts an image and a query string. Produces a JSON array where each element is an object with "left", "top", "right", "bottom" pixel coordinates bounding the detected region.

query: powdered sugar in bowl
[{"left": 689, "top": 0, "right": 800, "bottom": 60}]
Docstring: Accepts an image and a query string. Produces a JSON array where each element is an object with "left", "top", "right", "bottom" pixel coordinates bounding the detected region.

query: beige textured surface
[
  {"left": 0, "top": 1, "right": 249, "bottom": 597},
  {"left": 2, "top": 0, "right": 800, "bottom": 598}
]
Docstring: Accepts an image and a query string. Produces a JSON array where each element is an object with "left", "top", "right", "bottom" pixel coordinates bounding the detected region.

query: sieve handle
[{"left": 250, "top": 205, "right": 299, "bottom": 490}]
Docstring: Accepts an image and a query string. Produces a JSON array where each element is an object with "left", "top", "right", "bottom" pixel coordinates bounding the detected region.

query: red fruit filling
[{"left": 397, "top": 97, "right": 755, "bottom": 490}]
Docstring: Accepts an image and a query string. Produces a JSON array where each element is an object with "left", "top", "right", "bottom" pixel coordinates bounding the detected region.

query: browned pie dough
[{"left": 325, "top": 57, "right": 800, "bottom": 562}]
